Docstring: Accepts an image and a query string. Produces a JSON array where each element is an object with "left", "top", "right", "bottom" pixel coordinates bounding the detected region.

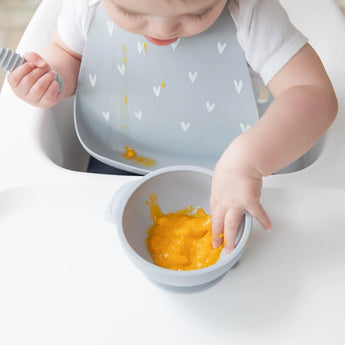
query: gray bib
[{"left": 75, "top": 3, "right": 259, "bottom": 174}]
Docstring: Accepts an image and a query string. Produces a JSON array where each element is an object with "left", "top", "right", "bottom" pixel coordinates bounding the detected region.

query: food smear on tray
[
  {"left": 123, "top": 146, "right": 156, "bottom": 167},
  {"left": 145, "top": 194, "right": 223, "bottom": 271}
]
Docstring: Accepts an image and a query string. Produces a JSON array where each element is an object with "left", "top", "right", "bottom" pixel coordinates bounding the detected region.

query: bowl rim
[{"left": 115, "top": 165, "right": 253, "bottom": 277}]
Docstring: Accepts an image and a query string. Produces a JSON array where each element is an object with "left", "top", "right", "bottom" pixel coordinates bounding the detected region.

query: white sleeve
[
  {"left": 229, "top": 0, "right": 308, "bottom": 85},
  {"left": 57, "top": 0, "right": 98, "bottom": 55}
]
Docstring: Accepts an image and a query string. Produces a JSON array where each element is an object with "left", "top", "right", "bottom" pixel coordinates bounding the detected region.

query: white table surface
[{"left": 1, "top": 1, "right": 345, "bottom": 344}]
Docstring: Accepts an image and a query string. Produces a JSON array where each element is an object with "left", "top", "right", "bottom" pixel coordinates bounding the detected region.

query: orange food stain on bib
[
  {"left": 123, "top": 146, "right": 156, "bottom": 167},
  {"left": 145, "top": 194, "right": 223, "bottom": 271}
]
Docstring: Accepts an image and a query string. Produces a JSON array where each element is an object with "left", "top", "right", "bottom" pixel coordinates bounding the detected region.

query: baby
[{"left": 7, "top": 0, "right": 338, "bottom": 254}]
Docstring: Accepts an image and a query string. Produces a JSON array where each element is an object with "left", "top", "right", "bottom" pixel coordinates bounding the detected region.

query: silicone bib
[{"left": 75, "top": 4, "right": 259, "bottom": 174}]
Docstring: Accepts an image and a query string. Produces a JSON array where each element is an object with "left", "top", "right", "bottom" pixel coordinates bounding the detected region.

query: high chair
[{"left": 0, "top": 0, "right": 345, "bottom": 343}]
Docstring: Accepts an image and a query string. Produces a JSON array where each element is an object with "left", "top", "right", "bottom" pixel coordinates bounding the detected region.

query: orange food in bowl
[{"left": 146, "top": 194, "right": 223, "bottom": 271}]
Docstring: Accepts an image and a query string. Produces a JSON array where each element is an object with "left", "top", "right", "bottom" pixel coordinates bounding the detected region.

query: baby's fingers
[
  {"left": 211, "top": 205, "right": 225, "bottom": 249},
  {"left": 23, "top": 52, "right": 47, "bottom": 68},
  {"left": 28, "top": 71, "right": 59, "bottom": 107},
  {"left": 249, "top": 203, "right": 272, "bottom": 231},
  {"left": 7, "top": 61, "right": 35, "bottom": 89},
  {"left": 8, "top": 61, "right": 50, "bottom": 96},
  {"left": 224, "top": 208, "right": 244, "bottom": 254}
]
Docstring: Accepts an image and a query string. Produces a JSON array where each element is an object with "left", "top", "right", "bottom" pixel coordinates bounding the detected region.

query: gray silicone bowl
[{"left": 106, "top": 166, "right": 252, "bottom": 292}]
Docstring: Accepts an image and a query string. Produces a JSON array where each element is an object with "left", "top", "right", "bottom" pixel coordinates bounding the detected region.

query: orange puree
[
  {"left": 145, "top": 194, "right": 223, "bottom": 271},
  {"left": 123, "top": 146, "right": 156, "bottom": 167}
]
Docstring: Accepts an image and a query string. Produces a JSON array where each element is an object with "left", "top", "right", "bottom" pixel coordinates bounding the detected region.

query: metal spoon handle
[{"left": 0, "top": 46, "right": 63, "bottom": 93}]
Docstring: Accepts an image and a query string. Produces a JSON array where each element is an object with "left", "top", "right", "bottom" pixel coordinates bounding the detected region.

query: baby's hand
[
  {"left": 210, "top": 146, "right": 272, "bottom": 254},
  {"left": 7, "top": 52, "right": 60, "bottom": 108}
]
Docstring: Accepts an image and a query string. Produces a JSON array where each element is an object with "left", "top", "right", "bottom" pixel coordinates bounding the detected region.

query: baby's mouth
[{"left": 144, "top": 35, "right": 179, "bottom": 46}]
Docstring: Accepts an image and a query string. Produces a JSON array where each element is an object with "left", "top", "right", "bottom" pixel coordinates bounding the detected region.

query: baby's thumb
[
  {"left": 250, "top": 203, "right": 272, "bottom": 231},
  {"left": 23, "top": 52, "right": 47, "bottom": 68}
]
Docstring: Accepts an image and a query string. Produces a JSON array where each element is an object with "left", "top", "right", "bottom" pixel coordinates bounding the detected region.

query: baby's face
[{"left": 102, "top": 0, "right": 227, "bottom": 45}]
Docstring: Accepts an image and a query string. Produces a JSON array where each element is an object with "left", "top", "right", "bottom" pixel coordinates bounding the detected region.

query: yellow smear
[
  {"left": 161, "top": 80, "right": 166, "bottom": 88},
  {"left": 124, "top": 146, "right": 136, "bottom": 159},
  {"left": 146, "top": 194, "right": 223, "bottom": 271},
  {"left": 122, "top": 43, "right": 128, "bottom": 65},
  {"left": 123, "top": 146, "right": 156, "bottom": 167},
  {"left": 143, "top": 42, "right": 147, "bottom": 51},
  {"left": 124, "top": 95, "right": 128, "bottom": 104}
]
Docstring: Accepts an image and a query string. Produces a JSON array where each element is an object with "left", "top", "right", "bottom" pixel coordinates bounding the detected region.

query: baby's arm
[
  {"left": 7, "top": 31, "right": 81, "bottom": 108},
  {"left": 211, "top": 43, "right": 338, "bottom": 253}
]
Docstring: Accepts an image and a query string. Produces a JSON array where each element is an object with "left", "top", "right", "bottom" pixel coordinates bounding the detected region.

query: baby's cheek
[
  {"left": 184, "top": 22, "right": 212, "bottom": 37},
  {"left": 110, "top": 17, "right": 146, "bottom": 35}
]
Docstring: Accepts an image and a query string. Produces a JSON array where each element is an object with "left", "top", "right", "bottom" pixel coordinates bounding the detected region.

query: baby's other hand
[
  {"left": 210, "top": 146, "right": 272, "bottom": 254},
  {"left": 7, "top": 52, "right": 60, "bottom": 108}
]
